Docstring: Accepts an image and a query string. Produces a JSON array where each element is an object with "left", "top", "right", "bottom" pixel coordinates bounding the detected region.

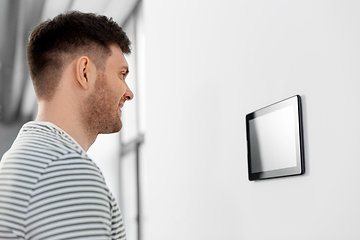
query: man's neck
[{"left": 36, "top": 101, "right": 97, "bottom": 152}]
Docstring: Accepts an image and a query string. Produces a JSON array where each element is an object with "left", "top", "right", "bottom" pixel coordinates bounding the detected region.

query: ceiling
[{"left": 0, "top": 0, "right": 138, "bottom": 124}]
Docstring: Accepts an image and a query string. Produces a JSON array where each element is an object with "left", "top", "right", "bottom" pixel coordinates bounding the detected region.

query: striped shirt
[{"left": 0, "top": 121, "right": 126, "bottom": 239}]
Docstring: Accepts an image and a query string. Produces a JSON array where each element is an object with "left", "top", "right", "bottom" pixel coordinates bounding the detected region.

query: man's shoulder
[
  {"left": 10, "top": 121, "right": 86, "bottom": 158},
  {"left": 0, "top": 123, "right": 102, "bottom": 183}
]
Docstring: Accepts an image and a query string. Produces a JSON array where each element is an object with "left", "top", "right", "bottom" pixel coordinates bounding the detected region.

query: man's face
[{"left": 83, "top": 45, "right": 133, "bottom": 135}]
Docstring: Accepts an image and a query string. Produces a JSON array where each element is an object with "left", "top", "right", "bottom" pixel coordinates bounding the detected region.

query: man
[{"left": 0, "top": 11, "right": 133, "bottom": 239}]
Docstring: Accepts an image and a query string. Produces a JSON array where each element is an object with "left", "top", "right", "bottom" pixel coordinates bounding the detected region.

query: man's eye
[{"left": 119, "top": 73, "right": 126, "bottom": 79}]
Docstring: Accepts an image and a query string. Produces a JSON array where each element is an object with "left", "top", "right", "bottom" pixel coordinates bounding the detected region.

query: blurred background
[{"left": 1, "top": 0, "right": 360, "bottom": 240}]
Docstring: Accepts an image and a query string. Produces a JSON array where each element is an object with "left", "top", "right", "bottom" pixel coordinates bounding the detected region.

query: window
[{"left": 119, "top": 2, "right": 146, "bottom": 240}]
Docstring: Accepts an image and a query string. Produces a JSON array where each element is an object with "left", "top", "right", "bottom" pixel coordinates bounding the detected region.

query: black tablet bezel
[{"left": 246, "top": 95, "right": 305, "bottom": 181}]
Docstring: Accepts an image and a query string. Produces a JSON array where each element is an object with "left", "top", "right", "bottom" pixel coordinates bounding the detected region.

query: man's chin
[
  {"left": 99, "top": 121, "right": 122, "bottom": 134},
  {"left": 115, "top": 122, "right": 123, "bottom": 133}
]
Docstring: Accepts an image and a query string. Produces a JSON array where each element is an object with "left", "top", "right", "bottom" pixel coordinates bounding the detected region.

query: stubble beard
[{"left": 81, "top": 73, "right": 122, "bottom": 137}]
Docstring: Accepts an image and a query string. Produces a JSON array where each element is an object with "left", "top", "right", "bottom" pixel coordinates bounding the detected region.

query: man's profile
[{"left": 0, "top": 11, "right": 133, "bottom": 239}]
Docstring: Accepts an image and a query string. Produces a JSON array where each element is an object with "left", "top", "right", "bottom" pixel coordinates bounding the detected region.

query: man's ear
[{"left": 75, "top": 56, "right": 92, "bottom": 90}]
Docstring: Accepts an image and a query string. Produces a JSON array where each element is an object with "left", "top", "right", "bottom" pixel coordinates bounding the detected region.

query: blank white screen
[{"left": 249, "top": 105, "right": 297, "bottom": 173}]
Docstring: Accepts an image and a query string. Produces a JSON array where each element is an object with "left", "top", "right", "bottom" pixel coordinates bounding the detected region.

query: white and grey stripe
[{"left": 0, "top": 121, "right": 126, "bottom": 239}]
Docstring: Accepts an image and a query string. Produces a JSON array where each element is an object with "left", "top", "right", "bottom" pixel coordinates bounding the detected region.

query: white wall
[{"left": 142, "top": 0, "right": 360, "bottom": 239}]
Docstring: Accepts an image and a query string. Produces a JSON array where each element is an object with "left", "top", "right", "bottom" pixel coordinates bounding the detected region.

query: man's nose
[{"left": 124, "top": 83, "right": 134, "bottom": 100}]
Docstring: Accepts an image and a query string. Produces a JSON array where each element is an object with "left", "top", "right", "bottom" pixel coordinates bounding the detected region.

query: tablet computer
[{"left": 246, "top": 95, "right": 305, "bottom": 181}]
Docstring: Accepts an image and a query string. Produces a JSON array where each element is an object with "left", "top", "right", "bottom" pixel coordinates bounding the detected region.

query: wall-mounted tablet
[{"left": 246, "top": 95, "right": 305, "bottom": 181}]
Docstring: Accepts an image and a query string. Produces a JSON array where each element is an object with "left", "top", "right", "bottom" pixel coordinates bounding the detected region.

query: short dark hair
[{"left": 27, "top": 11, "right": 131, "bottom": 100}]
